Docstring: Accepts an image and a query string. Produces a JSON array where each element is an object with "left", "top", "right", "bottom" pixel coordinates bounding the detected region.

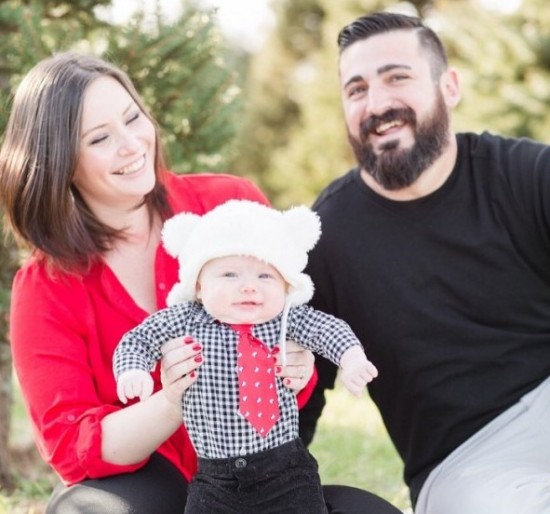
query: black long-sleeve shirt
[{"left": 306, "top": 132, "right": 550, "bottom": 504}]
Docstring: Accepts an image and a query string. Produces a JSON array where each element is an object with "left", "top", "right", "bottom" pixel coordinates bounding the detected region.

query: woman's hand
[
  {"left": 160, "top": 335, "right": 203, "bottom": 408},
  {"left": 274, "top": 339, "right": 314, "bottom": 392}
]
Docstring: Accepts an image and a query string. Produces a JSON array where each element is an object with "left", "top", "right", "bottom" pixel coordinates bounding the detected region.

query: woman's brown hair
[{"left": 0, "top": 52, "right": 171, "bottom": 272}]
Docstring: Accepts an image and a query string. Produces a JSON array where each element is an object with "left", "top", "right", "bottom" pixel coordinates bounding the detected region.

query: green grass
[
  {"left": 1, "top": 379, "right": 55, "bottom": 514},
  {"left": 0, "top": 475, "right": 53, "bottom": 514},
  {"left": 2, "top": 379, "right": 411, "bottom": 513},
  {"left": 310, "top": 381, "right": 411, "bottom": 512}
]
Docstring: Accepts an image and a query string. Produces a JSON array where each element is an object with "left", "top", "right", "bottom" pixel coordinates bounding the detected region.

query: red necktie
[{"left": 233, "top": 324, "right": 280, "bottom": 437}]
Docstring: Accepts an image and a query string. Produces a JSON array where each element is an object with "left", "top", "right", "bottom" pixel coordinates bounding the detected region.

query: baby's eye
[
  {"left": 258, "top": 273, "right": 275, "bottom": 280},
  {"left": 222, "top": 271, "right": 238, "bottom": 278}
]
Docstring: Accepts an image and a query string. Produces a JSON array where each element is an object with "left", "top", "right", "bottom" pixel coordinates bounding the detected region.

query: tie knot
[{"left": 231, "top": 324, "right": 254, "bottom": 336}]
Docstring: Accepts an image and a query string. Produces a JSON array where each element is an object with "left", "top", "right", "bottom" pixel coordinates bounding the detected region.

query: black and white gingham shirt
[{"left": 113, "top": 302, "right": 362, "bottom": 458}]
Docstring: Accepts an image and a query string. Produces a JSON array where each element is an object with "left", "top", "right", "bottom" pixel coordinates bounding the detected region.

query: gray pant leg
[{"left": 416, "top": 377, "right": 550, "bottom": 514}]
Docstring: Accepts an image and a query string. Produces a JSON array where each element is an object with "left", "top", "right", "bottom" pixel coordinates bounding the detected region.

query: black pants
[
  {"left": 46, "top": 452, "right": 402, "bottom": 514},
  {"left": 186, "top": 439, "right": 327, "bottom": 513}
]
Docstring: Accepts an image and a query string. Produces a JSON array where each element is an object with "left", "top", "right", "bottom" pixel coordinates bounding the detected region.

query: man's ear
[{"left": 441, "top": 67, "right": 461, "bottom": 108}]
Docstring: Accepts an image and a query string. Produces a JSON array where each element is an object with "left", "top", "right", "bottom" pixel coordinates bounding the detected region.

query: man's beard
[{"left": 348, "top": 91, "right": 450, "bottom": 190}]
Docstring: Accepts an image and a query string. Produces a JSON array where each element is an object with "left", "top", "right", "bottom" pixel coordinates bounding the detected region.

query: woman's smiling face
[{"left": 72, "top": 75, "right": 157, "bottom": 214}]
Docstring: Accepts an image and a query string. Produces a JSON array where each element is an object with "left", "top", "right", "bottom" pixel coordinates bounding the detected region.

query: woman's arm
[
  {"left": 104, "top": 334, "right": 202, "bottom": 464},
  {"left": 10, "top": 263, "right": 200, "bottom": 483}
]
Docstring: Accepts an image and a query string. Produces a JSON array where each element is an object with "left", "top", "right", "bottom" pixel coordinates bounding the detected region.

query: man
[{"left": 300, "top": 11, "right": 550, "bottom": 514}]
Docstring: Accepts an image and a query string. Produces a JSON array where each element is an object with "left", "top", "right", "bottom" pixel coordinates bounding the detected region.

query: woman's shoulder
[
  {"left": 13, "top": 255, "right": 91, "bottom": 302},
  {"left": 162, "top": 170, "right": 269, "bottom": 214}
]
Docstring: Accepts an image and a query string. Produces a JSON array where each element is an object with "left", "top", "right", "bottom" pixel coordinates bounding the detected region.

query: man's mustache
[{"left": 360, "top": 108, "right": 417, "bottom": 140}]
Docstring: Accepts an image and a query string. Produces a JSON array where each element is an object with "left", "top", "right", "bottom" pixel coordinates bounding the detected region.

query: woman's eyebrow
[{"left": 81, "top": 101, "right": 135, "bottom": 138}]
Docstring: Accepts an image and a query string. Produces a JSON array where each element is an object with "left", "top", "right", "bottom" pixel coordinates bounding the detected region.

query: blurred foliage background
[{"left": 0, "top": 0, "right": 549, "bottom": 505}]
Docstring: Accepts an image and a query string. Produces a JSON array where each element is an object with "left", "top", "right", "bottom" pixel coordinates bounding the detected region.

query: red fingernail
[
  {"left": 184, "top": 336, "right": 193, "bottom": 344},
  {"left": 284, "top": 378, "right": 291, "bottom": 386},
  {"left": 189, "top": 371, "right": 196, "bottom": 378},
  {"left": 272, "top": 346, "right": 280, "bottom": 354},
  {"left": 275, "top": 366, "right": 282, "bottom": 374},
  {"left": 194, "top": 356, "right": 203, "bottom": 363},
  {"left": 192, "top": 344, "right": 202, "bottom": 351}
]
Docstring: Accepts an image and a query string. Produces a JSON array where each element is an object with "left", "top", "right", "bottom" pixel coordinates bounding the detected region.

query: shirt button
[
  {"left": 67, "top": 414, "right": 76, "bottom": 422},
  {"left": 235, "top": 457, "right": 247, "bottom": 469},
  {"left": 158, "top": 282, "right": 166, "bottom": 291}
]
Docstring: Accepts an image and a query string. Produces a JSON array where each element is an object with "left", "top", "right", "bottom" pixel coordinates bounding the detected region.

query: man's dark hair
[{"left": 337, "top": 12, "right": 448, "bottom": 79}]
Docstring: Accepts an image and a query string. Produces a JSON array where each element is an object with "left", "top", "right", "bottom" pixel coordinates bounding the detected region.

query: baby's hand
[
  {"left": 116, "top": 370, "right": 154, "bottom": 404},
  {"left": 339, "top": 346, "right": 378, "bottom": 397}
]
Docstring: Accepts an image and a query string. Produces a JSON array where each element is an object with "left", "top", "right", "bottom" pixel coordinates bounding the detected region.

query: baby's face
[{"left": 196, "top": 255, "right": 287, "bottom": 325}]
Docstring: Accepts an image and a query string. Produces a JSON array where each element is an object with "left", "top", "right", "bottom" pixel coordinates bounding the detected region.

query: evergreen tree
[
  {"left": 227, "top": 0, "right": 327, "bottom": 201},
  {"left": 436, "top": 0, "right": 550, "bottom": 140},
  {"left": 103, "top": 6, "right": 241, "bottom": 173}
]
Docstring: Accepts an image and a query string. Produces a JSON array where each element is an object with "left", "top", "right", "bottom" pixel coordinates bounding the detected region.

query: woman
[{"left": 0, "top": 52, "right": 401, "bottom": 514}]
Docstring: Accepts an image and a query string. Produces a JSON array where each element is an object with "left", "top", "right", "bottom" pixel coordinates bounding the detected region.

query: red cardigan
[{"left": 10, "top": 171, "right": 316, "bottom": 485}]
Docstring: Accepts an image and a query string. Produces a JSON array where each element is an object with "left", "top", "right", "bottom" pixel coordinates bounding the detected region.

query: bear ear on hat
[
  {"left": 161, "top": 212, "right": 201, "bottom": 258},
  {"left": 282, "top": 206, "right": 321, "bottom": 252},
  {"left": 166, "top": 281, "right": 188, "bottom": 306}
]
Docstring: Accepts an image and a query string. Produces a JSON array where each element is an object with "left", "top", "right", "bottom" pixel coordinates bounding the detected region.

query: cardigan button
[
  {"left": 67, "top": 414, "right": 76, "bottom": 422},
  {"left": 158, "top": 282, "right": 166, "bottom": 291}
]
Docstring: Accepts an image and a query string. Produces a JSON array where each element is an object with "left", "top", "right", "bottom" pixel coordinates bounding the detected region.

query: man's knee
[{"left": 418, "top": 469, "right": 550, "bottom": 514}]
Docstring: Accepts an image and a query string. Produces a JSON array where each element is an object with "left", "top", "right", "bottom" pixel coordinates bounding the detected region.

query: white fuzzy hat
[{"left": 162, "top": 199, "right": 321, "bottom": 308}]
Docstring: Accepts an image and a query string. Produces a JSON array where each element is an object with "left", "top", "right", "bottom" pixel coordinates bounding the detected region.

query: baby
[{"left": 113, "top": 199, "right": 378, "bottom": 514}]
